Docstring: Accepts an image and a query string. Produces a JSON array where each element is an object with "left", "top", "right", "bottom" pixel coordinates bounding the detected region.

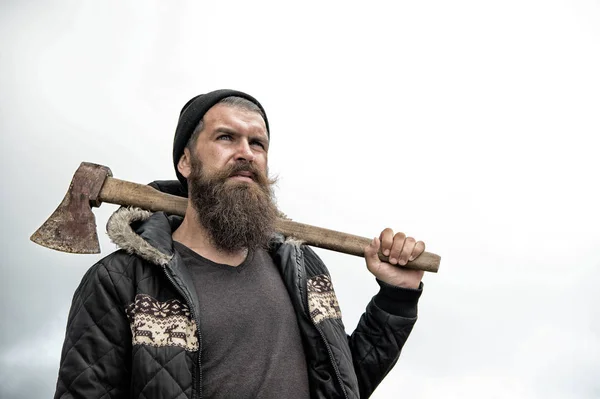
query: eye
[
  {"left": 250, "top": 140, "right": 266, "bottom": 150},
  {"left": 217, "top": 134, "right": 233, "bottom": 141}
]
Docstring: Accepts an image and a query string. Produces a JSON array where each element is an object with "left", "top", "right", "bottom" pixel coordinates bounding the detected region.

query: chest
[{"left": 183, "top": 249, "right": 300, "bottom": 345}]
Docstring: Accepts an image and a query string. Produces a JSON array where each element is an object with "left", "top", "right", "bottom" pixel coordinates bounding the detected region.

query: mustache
[
  {"left": 187, "top": 153, "right": 278, "bottom": 193},
  {"left": 218, "top": 162, "right": 271, "bottom": 186}
]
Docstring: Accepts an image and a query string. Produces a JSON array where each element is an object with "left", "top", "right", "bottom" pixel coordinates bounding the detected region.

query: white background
[{"left": 1, "top": 1, "right": 599, "bottom": 398}]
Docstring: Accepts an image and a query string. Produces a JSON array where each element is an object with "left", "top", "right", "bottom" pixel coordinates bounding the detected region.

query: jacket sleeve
[
  {"left": 348, "top": 279, "right": 423, "bottom": 398},
  {"left": 54, "top": 260, "right": 133, "bottom": 399}
]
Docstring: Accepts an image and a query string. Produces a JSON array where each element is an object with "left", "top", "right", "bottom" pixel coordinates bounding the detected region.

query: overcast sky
[{"left": 1, "top": 1, "right": 599, "bottom": 398}]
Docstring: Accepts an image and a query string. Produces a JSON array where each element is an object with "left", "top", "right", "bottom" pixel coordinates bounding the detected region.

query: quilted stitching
[
  {"left": 348, "top": 298, "right": 417, "bottom": 398},
  {"left": 134, "top": 345, "right": 191, "bottom": 398},
  {"left": 56, "top": 262, "right": 132, "bottom": 399}
]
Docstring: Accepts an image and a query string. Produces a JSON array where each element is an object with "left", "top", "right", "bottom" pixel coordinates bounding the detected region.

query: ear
[{"left": 177, "top": 148, "right": 192, "bottom": 179}]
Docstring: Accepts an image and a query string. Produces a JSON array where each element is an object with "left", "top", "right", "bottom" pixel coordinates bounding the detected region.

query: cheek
[
  {"left": 206, "top": 147, "right": 233, "bottom": 165},
  {"left": 256, "top": 155, "right": 268, "bottom": 173}
]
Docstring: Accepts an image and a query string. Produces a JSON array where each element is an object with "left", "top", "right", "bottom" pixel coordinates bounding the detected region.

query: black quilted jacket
[{"left": 55, "top": 194, "right": 422, "bottom": 398}]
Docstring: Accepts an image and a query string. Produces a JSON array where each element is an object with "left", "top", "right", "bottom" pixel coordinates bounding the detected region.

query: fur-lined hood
[{"left": 107, "top": 207, "right": 175, "bottom": 267}]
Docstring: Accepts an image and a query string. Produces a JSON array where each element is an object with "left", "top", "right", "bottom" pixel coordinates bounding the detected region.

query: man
[{"left": 55, "top": 89, "right": 426, "bottom": 399}]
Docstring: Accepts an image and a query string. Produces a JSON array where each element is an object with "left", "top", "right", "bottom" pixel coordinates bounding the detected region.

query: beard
[{"left": 187, "top": 155, "right": 278, "bottom": 253}]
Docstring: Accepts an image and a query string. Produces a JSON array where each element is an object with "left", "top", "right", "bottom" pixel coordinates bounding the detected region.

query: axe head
[{"left": 30, "top": 162, "right": 112, "bottom": 254}]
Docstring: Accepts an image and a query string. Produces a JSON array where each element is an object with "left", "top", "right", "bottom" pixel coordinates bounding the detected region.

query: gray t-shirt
[{"left": 174, "top": 242, "right": 310, "bottom": 399}]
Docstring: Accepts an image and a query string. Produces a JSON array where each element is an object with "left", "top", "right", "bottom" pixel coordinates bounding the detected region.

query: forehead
[{"left": 203, "top": 103, "right": 268, "bottom": 137}]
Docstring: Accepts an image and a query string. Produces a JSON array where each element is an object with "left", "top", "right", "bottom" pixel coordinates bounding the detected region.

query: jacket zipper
[
  {"left": 312, "top": 321, "right": 350, "bottom": 399},
  {"left": 295, "top": 249, "right": 349, "bottom": 399},
  {"left": 163, "top": 265, "right": 203, "bottom": 399}
]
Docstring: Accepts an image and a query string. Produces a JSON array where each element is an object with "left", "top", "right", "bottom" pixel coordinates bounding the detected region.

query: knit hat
[{"left": 172, "top": 89, "right": 270, "bottom": 187}]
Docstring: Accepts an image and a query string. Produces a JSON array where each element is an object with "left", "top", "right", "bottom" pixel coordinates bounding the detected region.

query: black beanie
[{"left": 172, "top": 89, "right": 270, "bottom": 187}]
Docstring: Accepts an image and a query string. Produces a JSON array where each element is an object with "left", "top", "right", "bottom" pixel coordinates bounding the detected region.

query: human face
[{"left": 179, "top": 103, "right": 269, "bottom": 184}]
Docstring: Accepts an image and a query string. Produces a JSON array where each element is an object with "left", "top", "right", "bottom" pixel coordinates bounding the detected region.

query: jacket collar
[{"left": 106, "top": 207, "right": 177, "bottom": 266}]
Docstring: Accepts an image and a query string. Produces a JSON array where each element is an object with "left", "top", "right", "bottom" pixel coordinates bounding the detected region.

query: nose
[{"left": 235, "top": 139, "right": 255, "bottom": 163}]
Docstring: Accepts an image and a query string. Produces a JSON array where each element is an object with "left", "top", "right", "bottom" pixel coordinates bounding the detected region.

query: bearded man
[{"left": 54, "top": 90, "right": 426, "bottom": 399}]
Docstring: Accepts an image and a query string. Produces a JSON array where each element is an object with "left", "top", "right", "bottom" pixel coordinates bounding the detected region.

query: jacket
[{"left": 55, "top": 192, "right": 422, "bottom": 398}]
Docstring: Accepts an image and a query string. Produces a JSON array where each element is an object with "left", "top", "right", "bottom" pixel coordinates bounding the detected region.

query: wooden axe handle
[{"left": 101, "top": 177, "right": 440, "bottom": 273}]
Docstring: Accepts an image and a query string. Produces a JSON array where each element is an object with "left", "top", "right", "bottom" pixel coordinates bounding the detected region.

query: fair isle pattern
[
  {"left": 125, "top": 294, "right": 198, "bottom": 351},
  {"left": 307, "top": 274, "right": 342, "bottom": 324}
]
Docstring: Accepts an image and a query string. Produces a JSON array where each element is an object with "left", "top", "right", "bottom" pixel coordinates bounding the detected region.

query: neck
[{"left": 172, "top": 202, "right": 248, "bottom": 267}]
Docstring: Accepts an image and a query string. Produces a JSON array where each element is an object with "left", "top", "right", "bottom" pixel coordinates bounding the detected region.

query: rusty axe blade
[
  {"left": 31, "top": 162, "right": 441, "bottom": 272},
  {"left": 30, "top": 162, "right": 112, "bottom": 254}
]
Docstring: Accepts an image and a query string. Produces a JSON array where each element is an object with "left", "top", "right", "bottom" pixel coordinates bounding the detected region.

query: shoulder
[
  {"left": 270, "top": 236, "right": 331, "bottom": 276},
  {"left": 74, "top": 249, "right": 156, "bottom": 303},
  {"left": 269, "top": 236, "right": 338, "bottom": 294},
  {"left": 90, "top": 249, "right": 140, "bottom": 282},
  {"left": 299, "top": 245, "right": 331, "bottom": 277}
]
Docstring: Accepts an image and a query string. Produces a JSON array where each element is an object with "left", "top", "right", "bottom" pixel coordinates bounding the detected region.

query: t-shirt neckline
[{"left": 173, "top": 241, "right": 255, "bottom": 273}]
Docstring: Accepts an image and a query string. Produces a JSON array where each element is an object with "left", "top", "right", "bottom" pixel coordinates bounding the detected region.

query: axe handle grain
[
  {"left": 101, "top": 177, "right": 188, "bottom": 215},
  {"left": 100, "top": 177, "right": 440, "bottom": 273}
]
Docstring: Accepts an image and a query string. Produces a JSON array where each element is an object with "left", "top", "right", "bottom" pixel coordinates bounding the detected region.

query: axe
[{"left": 30, "top": 162, "right": 441, "bottom": 273}]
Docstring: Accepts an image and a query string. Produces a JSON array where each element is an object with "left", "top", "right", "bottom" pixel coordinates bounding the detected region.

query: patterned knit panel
[
  {"left": 125, "top": 294, "right": 198, "bottom": 351},
  {"left": 307, "top": 274, "right": 342, "bottom": 324}
]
